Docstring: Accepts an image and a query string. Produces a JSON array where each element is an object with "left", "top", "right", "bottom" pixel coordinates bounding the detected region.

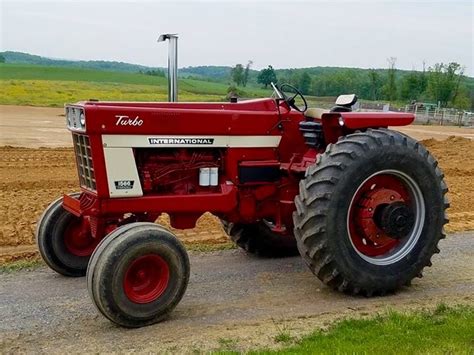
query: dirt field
[
  {"left": 0, "top": 146, "right": 228, "bottom": 263},
  {"left": 1, "top": 105, "right": 473, "bottom": 263}
]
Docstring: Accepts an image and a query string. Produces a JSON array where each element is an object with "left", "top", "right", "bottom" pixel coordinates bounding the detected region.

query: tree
[
  {"left": 257, "top": 65, "right": 277, "bottom": 88},
  {"left": 299, "top": 72, "right": 311, "bottom": 94},
  {"left": 427, "top": 62, "right": 465, "bottom": 107},
  {"left": 0, "top": 54, "right": 5, "bottom": 63},
  {"left": 144, "top": 69, "right": 165, "bottom": 77},
  {"left": 242, "top": 60, "right": 253, "bottom": 87},
  {"left": 452, "top": 85, "right": 471, "bottom": 110},
  {"left": 383, "top": 57, "right": 398, "bottom": 102},
  {"left": 231, "top": 64, "right": 244, "bottom": 86},
  {"left": 368, "top": 69, "right": 382, "bottom": 101},
  {"left": 400, "top": 71, "right": 426, "bottom": 101}
]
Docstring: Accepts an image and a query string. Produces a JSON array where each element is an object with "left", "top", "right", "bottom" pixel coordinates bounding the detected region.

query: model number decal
[
  {"left": 115, "top": 115, "right": 143, "bottom": 126},
  {"left": 114, "top": 180, "right": 135, "bottom": 189},
  {"left": 148, "top": 138, "right": 215, "bottom": 145}
]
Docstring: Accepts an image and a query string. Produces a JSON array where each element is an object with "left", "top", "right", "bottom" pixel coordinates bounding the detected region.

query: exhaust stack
[{"left": 158, "top": 33, "right": 178, "bottom": 102}]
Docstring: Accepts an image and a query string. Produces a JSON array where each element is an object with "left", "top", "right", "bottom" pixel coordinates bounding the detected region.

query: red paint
[
  {"left": 348, "top": 174, "right": 412, "bottom": 257},
  {"left": 321, "top": 112, "right": 415, "bottom": 143},
  {"left": 63, "top": 217, "right": 98, "bottom": 257},
  {"left": 123, "top": 254, "right": 170, "bottom": 304},
  {"left": 64, "top": 97, "right": 414, "bottom": 240}
]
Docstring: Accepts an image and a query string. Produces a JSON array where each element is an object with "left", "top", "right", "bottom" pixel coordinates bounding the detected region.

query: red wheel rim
[
  {"left": 123, "top": 254, "right": 170, "bottom": 304},
  {"left": 63, "top": 218, "right": 98, "bottom": 257},
  {"left": 348, "top": 172, "right": 416, "bottom": 259}
]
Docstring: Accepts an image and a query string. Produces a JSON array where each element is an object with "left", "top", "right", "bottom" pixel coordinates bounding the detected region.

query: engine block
[{"left": 135, "top": 148, "right": 223, "bottom": 195}]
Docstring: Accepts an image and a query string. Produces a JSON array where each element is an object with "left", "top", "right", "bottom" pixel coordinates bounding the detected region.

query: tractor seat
[{"left": 304, "top": 108, "right": 330, "bottom": 120}]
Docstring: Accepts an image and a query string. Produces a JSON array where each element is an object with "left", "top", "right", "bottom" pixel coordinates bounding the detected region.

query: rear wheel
[
  {"left": 36, "top": 193, "right": 99, "bottom": 277},
  {"left": 222, "top": 220, "right": 298, "bottom": 257},
  {"left": 87, "top": 223, "right": 190, "bottom": 328},
  {"left": 293, "top": 129, "right": 449, "bottom": 295}
]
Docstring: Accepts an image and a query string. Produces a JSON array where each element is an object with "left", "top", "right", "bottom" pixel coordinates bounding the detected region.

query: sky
[{"left": 1, "top": 0, "right": 473, "bottom": 75}]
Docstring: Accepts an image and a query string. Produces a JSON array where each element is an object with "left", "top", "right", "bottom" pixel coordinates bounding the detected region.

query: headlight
[
  {"left": 338, "top": 116, "right": 345, "bottom": 127},
  {"left": 65, "top": 106, "right": 86, "bottom": 131},
  {"left": 65, "top": 108, "right": 71, "bottom": 125}
]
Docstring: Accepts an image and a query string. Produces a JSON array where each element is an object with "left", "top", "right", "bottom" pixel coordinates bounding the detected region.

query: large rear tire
[
  {"left": 36, "top": 193, "right": 99, "bottom": 277},
  {"left": 222, "top": 220, "right": 298, "bottom": 257},
  {"left": 87, "top": 222, "right": 190, "bottom": 328},
  {"left": 293, "top": 129, "right": 449, "bottom": 295}
]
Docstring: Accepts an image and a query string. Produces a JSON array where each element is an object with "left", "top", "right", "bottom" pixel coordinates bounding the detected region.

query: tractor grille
[{"left": 72, "top": 133, "right": 96, "bottom": 191}]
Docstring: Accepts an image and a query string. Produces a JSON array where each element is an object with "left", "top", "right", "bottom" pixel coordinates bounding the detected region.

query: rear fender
[{"left": 321, "top": 112, "right": 415, "bottom": 144}]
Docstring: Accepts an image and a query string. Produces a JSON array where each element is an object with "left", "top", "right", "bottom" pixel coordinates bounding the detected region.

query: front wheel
[
  {"left": 222, "top": 220, "right": 298, "bottom": 257},
  {"left": 36, "top": 193, "right": 99, "bottom": 277},
  {"left": 293, "top": 129, "right": 449, "bottom": 295},
  {"left": 87, "top": 223, "right": 190, "bottom": 328}
]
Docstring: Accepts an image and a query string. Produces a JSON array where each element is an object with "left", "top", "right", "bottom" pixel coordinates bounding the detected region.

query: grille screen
[{"left": 72, "top": 134, "right": 96, "bottom": 191}]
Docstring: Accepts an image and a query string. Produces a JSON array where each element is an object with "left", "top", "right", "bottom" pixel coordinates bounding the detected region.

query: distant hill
[
  {"left": 0, "top": 51, "right": 409, "bottom": 83},
  {"left": 3, "top": 51, "right": 472, "bottom": 84},
  {"left": 0, "top": 51, "right": 162, "bottom": 73},
  {"left": 1, "top": 51, "right": 471, "bottom": 109},
  {"left": 179, "top": 66, "right": 233, "bottom": 79}
]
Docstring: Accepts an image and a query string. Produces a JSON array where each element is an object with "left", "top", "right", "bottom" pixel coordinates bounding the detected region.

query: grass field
[
  {"left": 0, "top": 63, "right": 389, "bottom": 109},
  {"left": 0, "top": 63, "right": 272, "bottom": 106},
  {"left": 247, "top": 304, "right": 474, "bottom": 354}
]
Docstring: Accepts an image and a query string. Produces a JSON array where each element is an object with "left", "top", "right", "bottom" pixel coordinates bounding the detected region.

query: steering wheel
[{"left": 279, "top": 84, "right": 308, "bottom": 112}]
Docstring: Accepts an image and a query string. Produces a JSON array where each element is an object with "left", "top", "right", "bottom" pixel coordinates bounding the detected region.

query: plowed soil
[
  {"left": 1, "top": 136, "right": 473, "bottom": 264},
  {"left": 1, "top": 105, "right": 473, "bottom": 263},
  {"left": 0, "top": 146, "right": 228, "bottom": 263}
]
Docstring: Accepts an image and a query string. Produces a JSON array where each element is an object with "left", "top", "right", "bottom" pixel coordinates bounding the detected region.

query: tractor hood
[{"left": 66, "top": 98, "right": 283, "bottom": 136}]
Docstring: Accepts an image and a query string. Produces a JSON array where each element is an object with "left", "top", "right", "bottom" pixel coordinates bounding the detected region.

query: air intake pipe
[{"left": 158, "top": 33, "right": 178, "bottom": 102}]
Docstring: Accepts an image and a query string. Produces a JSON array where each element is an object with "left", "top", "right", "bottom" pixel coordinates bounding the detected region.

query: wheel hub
[
  {"left": 123, "top": 254, "right": 170, "bottom": 304},
  {"left": 375, "top": 201, "right": 414, "bottom": 239},
  {"left": 63, "top": 218, "right": 98, "bottom": 257},
  {"left": 348, "top": 172, "right": 419, "bottom": 259}
]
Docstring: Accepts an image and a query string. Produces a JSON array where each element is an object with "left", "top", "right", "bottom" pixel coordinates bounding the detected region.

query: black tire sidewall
[
  {"left": 51, "top": 210, "right": 90, "bottom": 271},
  {"left": 93, "top": 227, "right": 190, "bottom": 327},
  {"left": 328, "top": 143, "right": 444, "bottom": 289},
  {"left": 254, "top": 222, "right": 298, "bottom": 254},
  {"left": 37, "top": 194, "right": 89, "bottom": 276},
  {"left": 222, "top": 219, "right": 297, "bottom": 257}
]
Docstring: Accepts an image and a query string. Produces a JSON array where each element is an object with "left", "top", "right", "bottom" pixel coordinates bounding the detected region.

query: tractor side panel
[
  {"left": 103, "top": 147, "right": 143, "bottom": 198},
  {"left": 67, "top": 99, "right": 310, "bottom": 231}
]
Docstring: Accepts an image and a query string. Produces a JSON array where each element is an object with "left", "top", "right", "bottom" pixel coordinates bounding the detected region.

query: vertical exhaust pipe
[{"left": 158, "top": 33, "right": 178, "bottom": 102}]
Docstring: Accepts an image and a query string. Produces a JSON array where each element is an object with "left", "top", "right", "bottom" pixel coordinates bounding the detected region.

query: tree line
[{"left": 230, "top": 59, "right": 472, "bottom": 110}]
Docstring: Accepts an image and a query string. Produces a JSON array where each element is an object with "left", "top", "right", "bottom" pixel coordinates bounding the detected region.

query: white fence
[{"left": 404, "top": 105, "right": 473, "bottom": 127}]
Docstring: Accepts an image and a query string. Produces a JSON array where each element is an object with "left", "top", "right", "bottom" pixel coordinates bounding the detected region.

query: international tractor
[{"left": 36, "top": 35, "right": 448, "bottom": 328}]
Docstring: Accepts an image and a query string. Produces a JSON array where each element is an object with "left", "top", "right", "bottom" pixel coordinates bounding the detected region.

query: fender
[{"left": 321, "top": 112, "right": 415, "bottom": 144}]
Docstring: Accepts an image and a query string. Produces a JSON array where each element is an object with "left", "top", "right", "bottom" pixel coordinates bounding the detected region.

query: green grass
[
  {"left": 184, "top": 241, "right": 236, "bottom": 252},
  {"left": 0, "top": 80, "right": 225, "bottom": 107},
  {"left": 248, "top": 304, "right": 474, "bottom": 354},
  {"left": 0, "top": 63, "right": 271, "bottom": 107},
  {"left": 0, "top": 258, "right": 43, "bottom": 273}
]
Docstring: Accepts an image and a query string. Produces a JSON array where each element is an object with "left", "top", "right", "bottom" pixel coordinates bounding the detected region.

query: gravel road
[{"left": 1, "top": 232, "right": 473, "bottom": 353}]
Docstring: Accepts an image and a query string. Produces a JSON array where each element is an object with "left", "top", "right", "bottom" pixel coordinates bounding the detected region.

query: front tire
[
  {"left": 87, "top": 223, "right": 190, "bottom": 328},
  {"left": 222, "top": 220, "right": 298, "bottom": 257},
  {"left": 293, "top": 129, "right": 448, "bottom": 295},
  {"left": 36, "top": 193, "right": 98, "bottom": 277}
]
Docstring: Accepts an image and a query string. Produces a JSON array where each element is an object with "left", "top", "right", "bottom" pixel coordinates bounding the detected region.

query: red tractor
[{"left": 36, "top": 39, "right": 448, "bottom": 328}]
